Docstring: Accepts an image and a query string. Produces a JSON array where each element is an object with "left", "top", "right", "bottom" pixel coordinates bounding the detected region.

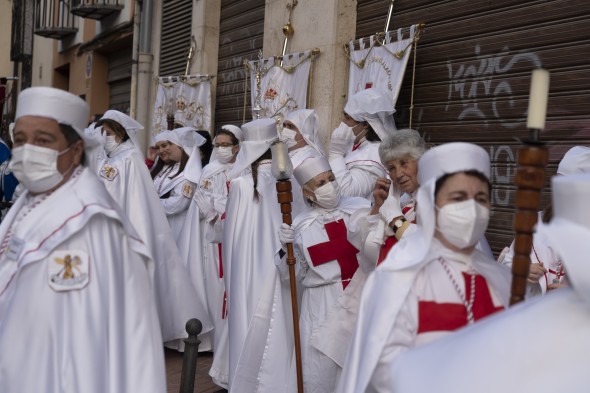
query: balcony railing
[
  {"left": 71, "top": 0, "right": 123, "bottom": 20},
  {"left": 35, "top": 0, "right": 78, "bottom": 39}
]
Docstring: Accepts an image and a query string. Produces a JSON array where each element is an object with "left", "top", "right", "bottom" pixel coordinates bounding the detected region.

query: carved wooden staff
[
  {"left": 271, "top": 140, "right": 304, "bottom": 393},
  {"left": 510, "top": 69, "right": 550, "bottom": 305}
]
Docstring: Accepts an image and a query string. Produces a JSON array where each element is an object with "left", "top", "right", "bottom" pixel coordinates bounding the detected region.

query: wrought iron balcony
[
  {"left": 71, "top": 0, "right": 123, "bottom": 20},
  {"left": 35, "top": 0, "right": 78, "bottom": 39}
]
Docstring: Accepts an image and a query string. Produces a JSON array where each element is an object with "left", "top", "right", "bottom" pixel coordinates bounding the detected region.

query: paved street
[{"left": 165, "top": 349, "right": 226, "bottom": 393}]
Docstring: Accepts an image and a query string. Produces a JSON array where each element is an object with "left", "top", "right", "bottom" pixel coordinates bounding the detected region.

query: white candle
[{"left": 527, "top": 68, "right": 550, "bottom": 130}]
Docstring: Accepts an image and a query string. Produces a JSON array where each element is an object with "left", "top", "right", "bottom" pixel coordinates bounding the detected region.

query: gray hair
[{"left": 378, "top": 128, "right": 426, "bottom": 165}]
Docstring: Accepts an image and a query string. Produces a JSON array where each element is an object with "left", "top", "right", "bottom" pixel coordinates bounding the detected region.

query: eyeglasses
[{"left": 214, "top": 143, "right": 235, "bottom": 148}]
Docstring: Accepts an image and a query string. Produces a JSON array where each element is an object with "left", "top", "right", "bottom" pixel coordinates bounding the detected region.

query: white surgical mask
[
  {"left": 436, "top": 199, "right": 490, "bottom": 249},
  {"left": 9, "top": 144, "right": 73, "bottom": 193},
  {"left": 216, "top": 146, "right": 235, "bottom": 164},
  {"left": 312, "top": 180, "right": 341, "bottom": 210},
  {"left": 104, "top": 135, "right": 119, "bottom": 154},
  {"left": 333, "top": 122, "right": 358, "bottom": 144},
  {"left": 281, "top": 128, "right": 299, "bottom": 149}
]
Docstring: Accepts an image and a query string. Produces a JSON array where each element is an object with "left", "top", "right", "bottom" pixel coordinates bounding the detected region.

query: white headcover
[
  {"left": 293, "top": 155, "right": 332, "bottom": 186},
  {"left": 556, "top": 146, "right": 590, "bottom": 176},
  {"left": 344, "top": 88, "right": 396, "bottom": 141},
  {"left": 390, "top": 142, "right": 491, "bottom": 270},
  {"left": 16, "top": 86, "right": 89, "bottom": 135},
  {"left": 100, "top": 110, "right": 144, "bottom": 153},
  {"left": 228, "top": 118, "right": 279, "bottom": 179},
  {"left": 153, "top": 127, "right": 206, "bottom": 156},
  {"left": 15, "top": 86, "right": 101, "bottom": 168},
  {"left": 221, "top": 124, "right": 244, "bottom": 142},
  {"left": 284, "top": 109, "right": 325, "bottom": 155},
  {"left": 538, "top": 174, "right": 590, "bottom": 303}
]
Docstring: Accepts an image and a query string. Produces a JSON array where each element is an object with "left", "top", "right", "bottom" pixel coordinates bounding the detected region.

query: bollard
[{"left": 179, "top": 318, "right": 202, "bottom": 393}]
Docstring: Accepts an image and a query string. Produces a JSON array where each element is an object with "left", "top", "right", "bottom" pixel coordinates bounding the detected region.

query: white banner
[
  {"left": 248, "top": 50, "right": 313, "bottom": 120},
  {"left": 152, "top": 75, "right": 212, "bottom": 138},
  {"left": 348, "top": 25, "right": 417, "bottom": 106}
]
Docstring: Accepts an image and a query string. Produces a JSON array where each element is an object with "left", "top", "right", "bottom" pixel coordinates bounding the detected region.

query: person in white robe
[
  {"left": 178, "top": 125, "right": 243, "bottom": 355},
  {"left": 309, "top": 129, "right": 424, "bottom": 378},
  {"left": 0, "top": 87, "right": 165, "bottom": 392},
  {"left": 390, "top": 173, "right": 590, "bottom": 393},
  {"left": 278, "top": 156, "right": 369, "bottom": 393},
  {"left": 499, "top": 146, "right": 590, "bottom": 297},
  {"left": 151, "top": 127, "right": 205, "bottom": 242},
  {"left": 210, "top": 118, "right": 294, "bottom": 392},
  {"left": 337, "top": 142, "right": 511, "bottom": 393},
  {"left": 281, "top": 109, "right": 324, "bottom": 216},
  {"left": 95, "top": 111, "right": 211, "bottom": 348},
  {"left": 328, "top": 88, "right": 393, "bottom": 199}
]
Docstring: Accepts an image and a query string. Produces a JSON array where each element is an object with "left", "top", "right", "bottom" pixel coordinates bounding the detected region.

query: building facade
[{"left": 9, "top": 0, "right": 590, "bottom": 253}]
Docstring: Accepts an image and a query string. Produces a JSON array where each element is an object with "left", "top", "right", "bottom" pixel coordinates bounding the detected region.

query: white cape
[
  {"left": 0, "top": 167, "right": 166, "bottom": 392},
  {"left": 98, "top": 142, "right": 211, "bottom": 343},
  {"left": 214, "top": 165, "right": 295, "bottom": 392}
]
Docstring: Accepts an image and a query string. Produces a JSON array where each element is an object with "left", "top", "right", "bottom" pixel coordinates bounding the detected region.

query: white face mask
[
  {"left": 312, "top": 180, "right": 341, "bottom": 209},
  {"left": 333, "top": 122, "right": 358, "bottom": 144},
  {"left": 281, "top": 128, "right": 299, "bottom": 149},
  {"left": 436, "top": 199, "right": 490, "bottom": 249},
  {"left": 9, "top": 144, "right": 73, "bottom": 193},
  {"left": 104, "top": 135, "right": 119, "bottom": 154},
  {"left": 216, "top": 146, "right": 235, "bottom": 164}
]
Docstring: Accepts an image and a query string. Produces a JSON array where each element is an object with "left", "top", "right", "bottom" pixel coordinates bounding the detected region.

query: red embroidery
[
  {"left": 222, "top": 291, "right": 228, "bottom": 320},
  {"left": 417, "top": 273, "right": 504, "bottom": 333},
  {"left": 307, "top": 220, "right": 360, "bottom": 289},
  {"left": 218, "top": 243, "right": 224, "bottom": 279}
]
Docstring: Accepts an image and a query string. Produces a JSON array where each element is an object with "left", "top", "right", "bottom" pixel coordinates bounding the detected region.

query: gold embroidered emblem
[
  {"left": 48, "top": 250, "right": 90, "bottom": 291},
  {"left": 200, "top": 179, "right": 212, "bottom": 190},
  {"left": 182, "top": 181, "right": 195, "bottom": 198},
  {"left": 99, "top": 164, "right": 118, "bottom": 181}
]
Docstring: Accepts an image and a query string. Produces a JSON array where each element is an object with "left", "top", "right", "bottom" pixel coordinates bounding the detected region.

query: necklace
[
  {"left": 438, "top": 257, "right": 476, "bottom": 325},
  {"left": 154, "top": 164, "right": 176, "bottom": 194},
  {"left": 0, "top": 167, "right": 83, "bottom": 258}
]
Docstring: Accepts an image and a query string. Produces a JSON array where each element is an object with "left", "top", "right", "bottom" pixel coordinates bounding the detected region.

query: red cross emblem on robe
[
  {"left": 306, "top": 219, "right": 360, "bottom": 289},
  {"left": 417, "top": 273, "right": 504, "bottom": 333}
]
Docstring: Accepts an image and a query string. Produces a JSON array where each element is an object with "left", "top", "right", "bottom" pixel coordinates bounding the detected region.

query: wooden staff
[
  {"left": 510, "top": 69, "right": 550, "bottom": 306},
  {"left": 271, "top": 140, "right": 303, "bottom": 393}
]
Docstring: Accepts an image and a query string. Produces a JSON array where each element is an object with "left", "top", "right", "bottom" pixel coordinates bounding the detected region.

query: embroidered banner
[
  {"left": 247, "top": 50, "right": 314, "bottom": 121},
  {"left": 347, "top": 25, "right": 417, "bottom": 105},
  {"left": 152, "top": 75, "right": 213, "bottom": 138}
]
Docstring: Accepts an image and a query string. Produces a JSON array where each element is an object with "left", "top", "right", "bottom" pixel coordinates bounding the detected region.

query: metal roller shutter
[
  {"left": 215, "top": 0, "right": 265, "bottom": 127},
  {"left": 159, "top": 0, "right": 193, "bottom": 76},
  {"left": 108, "top": 47, "right": 133, "bottom": 114},
  {"left": 356, "top": 0, "right": 590, "bottom": 255}
]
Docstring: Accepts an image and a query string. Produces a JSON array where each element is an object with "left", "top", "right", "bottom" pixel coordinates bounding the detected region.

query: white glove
[
  {"left": 193, "top": 190, "right": 217, "bottom": 221},
  {"left": 278, "top": 223, "right": 296, "bottom": 248},
  {"left": 379, "top": 183, "right": 403, "bottom": 225},
  {"left": 329, "top": 122, "right": 356, "bottom": 159}
]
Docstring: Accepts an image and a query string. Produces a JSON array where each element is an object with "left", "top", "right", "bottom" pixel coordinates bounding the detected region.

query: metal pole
[
  {"left": 384, "top": 0, "right": 395, "bottom": 33},
  {"left": 179, "top": 318, "right": 202, "bottom": 393}
]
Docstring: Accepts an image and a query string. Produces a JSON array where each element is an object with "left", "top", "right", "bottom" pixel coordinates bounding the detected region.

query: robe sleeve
[
  {"left": 160, "top": 180, "right": 193, "bottom": 215},
  {"left": 347, "top": 207, "right": 382, "bottom": 273},
  {"left": 368, "top": 290, "right": 418, "bottom": 392},
  {"left": 330, "top": 156, "right": 382, "bottom": 198}
]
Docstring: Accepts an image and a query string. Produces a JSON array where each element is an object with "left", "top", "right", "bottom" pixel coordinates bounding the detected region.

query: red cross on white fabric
[{"left": 306, "top": 219, "right": 359, "bottom": 289}]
